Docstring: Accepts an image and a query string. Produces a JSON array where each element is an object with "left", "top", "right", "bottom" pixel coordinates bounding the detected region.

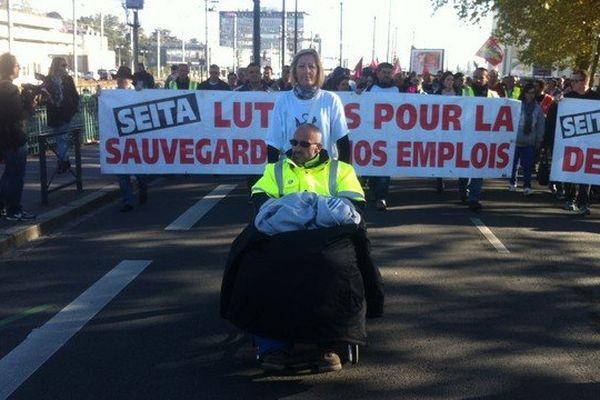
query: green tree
[{"left": 431, "top": 0, "right": 600, "bottom": 79}]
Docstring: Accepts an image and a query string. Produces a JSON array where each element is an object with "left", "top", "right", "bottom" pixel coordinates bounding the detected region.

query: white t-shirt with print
[{"left": 266, "top": 89, "right": 349, "bottom": 159}]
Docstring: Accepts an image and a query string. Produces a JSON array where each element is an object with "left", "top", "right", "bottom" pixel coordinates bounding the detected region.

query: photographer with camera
[
  {"left": 42, "top": 57, "right": 79, "bottom": 174},
  {"left": 0, "top": 53, "right": 37, "bottom": 221}
]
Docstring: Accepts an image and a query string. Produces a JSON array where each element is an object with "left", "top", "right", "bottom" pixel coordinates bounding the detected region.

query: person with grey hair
[{"left": 266, "top": 48, "right": 350, "bottom": 164}]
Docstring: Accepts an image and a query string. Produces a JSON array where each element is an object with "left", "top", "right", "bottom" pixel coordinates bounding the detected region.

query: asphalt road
[{"left": 1, "top": 176, "right": 599, "bottom": 400}]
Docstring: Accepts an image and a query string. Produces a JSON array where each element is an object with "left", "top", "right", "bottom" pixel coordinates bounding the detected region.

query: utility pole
[
  {"left": 371, "top": 16, "right": 376, "bottom": 62},
  {"left": 73, "top": 0, "right": 78, "bottom": 80},
  {"left": 233, "top": 14, "right": 238, "bottom": 71},
  {"left": 100, "top": 11, "right": 104, "bottom": 69},
  {"left": 386, "top": 0, "right": 391, "bottom": 61},
  {"left": 132, "top": 9, "right": 139, "bottom": 67},
  {"left": 281, "top": 0, "right": 286, "bottom": 69},
  {"left": 182, "top": 35, "right": 185, "bottom": 63},
  {"left": 7, "top": 0, "right": 13, "bottom": 53},
  {"left": 253, "top": 0, "right": 260, "bottom": 64},
  {"left": 339, "top": 1, "right": 343, "bottom": 66},
  {"left": 156, "top": 29, "right": 161, "bottom": 78},
  {"left": 293, "top": 0, "right": 298, "bottom": 54},
  {"left": 204, "top": 0, "right": 209, "bottom": 72}
]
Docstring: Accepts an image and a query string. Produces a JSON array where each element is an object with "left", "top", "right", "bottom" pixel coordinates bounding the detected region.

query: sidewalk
[{"left": 0, "top": 143, "right": 121, "bottom": 254}]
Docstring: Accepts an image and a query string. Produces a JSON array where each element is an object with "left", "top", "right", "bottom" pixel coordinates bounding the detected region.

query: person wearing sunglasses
[{"left": 43, "top": 57, "right": 80, "bottom": 174}]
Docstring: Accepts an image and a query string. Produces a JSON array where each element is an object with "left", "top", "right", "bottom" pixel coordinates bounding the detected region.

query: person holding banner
[
  {"left": 545, "top": 69, "right": 600, "bottom": 215},
  {"left": 266, "top": 48, "right": 351, "bottom": 166},
  {"left": 460, "top": 67, "right": 499, "bottom": 211},
  {"left": 508, "top": 83, "right": 545, "bottom": 195},
  {"left": 113, "top": 66, "right": 148, "bottom": 212}
]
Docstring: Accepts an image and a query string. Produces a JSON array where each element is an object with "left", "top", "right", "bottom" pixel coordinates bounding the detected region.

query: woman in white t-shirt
[{"left": 266, "top": 49, "right": 350, "bottom": 162}]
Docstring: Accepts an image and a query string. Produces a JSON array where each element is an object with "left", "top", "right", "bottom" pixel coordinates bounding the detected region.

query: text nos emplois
[{"left": 113, "top": 93, "right": 201, "bottom": 136}]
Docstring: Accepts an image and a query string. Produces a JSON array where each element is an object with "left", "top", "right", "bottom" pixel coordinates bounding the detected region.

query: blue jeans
[
  {"left": 118, "top": 175, "right": 146, "bottom": 206},
  {"left": 254, "top": 335, "right": 293, "bottom": 357},
  {"left": 458, "top": 178, "right": 483, "bottom": 202},
  {"left": 369, "top": 176, "right": 390, "bottom": 201},
  {"left": 51, "top": 123, "right": 71, "bottom": 162},
  {"left": 510, "top": 145, "right": 535, "bottom": 189},
  {"left": 0, "top": 145, "right": 28, "bottom": 214}
]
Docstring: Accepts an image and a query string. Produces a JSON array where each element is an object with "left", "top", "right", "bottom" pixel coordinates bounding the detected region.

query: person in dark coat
[
  {"left": 133, "top": 62, "right": 155, "bottom": 89},
  {"left": 198, "top": 64, "right": 231, "bottom": 91},
  {"left": 0, "top": 53, "right": 37, "bottom": 221}
]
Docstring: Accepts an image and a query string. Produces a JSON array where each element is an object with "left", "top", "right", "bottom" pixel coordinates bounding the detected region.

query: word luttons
[{"left": 114, "top": 94, "right": 201, "bottom": 136}]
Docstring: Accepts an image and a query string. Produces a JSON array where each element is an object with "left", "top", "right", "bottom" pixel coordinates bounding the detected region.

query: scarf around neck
[
  {"left": 293, "top": 85, "right": 320, "bottom": 100},
  {"left": 522, "top": 101, "right": 535, "bottom": 135}
]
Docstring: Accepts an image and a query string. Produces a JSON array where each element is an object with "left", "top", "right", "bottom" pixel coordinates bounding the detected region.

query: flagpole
[
  {"left": 371, "top": 16, "right": 376, "bottom": 62},
  {"left": 386, "top": 0, "right": 391, "bottom": 61}
]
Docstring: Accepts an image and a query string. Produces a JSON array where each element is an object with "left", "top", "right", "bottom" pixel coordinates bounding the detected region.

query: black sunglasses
[{"left": 290, "top": 139, "right": 318, "bottom": 148}]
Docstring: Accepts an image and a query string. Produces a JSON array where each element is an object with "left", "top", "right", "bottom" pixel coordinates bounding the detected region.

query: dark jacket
[
  {"left": 133, "top": 71, "right": 155, "bottom": 89},
  {"left": 0, "top": 80, "right": 31, "bottom": 150},
  {"left": 43, "top": 74, "right": 79, "bottom": 128},
  {"left": 220, "top": 223, "right": 384, "bottom": 345},
  {"left": 197, "top": 79, "right": 231, "bottom": 91}
]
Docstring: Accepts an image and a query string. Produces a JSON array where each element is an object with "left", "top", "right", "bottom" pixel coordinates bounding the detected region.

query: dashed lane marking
[
  {"left": 0, "top": 260, "right": 152, "bottom": 400},
  {"left": 165, "top": 184, "right": 238, "bottom": 231},
  {"left": 470, "top": 217, "right": 510, "bottom": 254}
]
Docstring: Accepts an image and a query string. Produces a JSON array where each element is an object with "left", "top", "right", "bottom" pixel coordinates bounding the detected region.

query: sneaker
[
  {"left": 376, "top": 199, "right": 387, "bottom": 211},
  {"left": 119, "top": 204, "right": 134, "bottom": 213},
  {"left": 468, "top": 201, "right": 482, "bottom": 211},
  {"left": 523, "top": 188, "right": 534, "bottom": 196},
  {"left": 6, "top": 211, "right": 36, "bottom": 221},
  {"left": 317, "top": 351, "right": 342, "bottom": 373},
  {"left": 508, "top": 184, "right": 517, "bottom": 192},
  {"left": 261, "top": 350, "right": 288, "bottom": 373},
  {"left": 563, "top": 201, "right": 577, "bottom": 211},
  {"left": 575, "top": 205, "right": 591, "bottom": 216}
]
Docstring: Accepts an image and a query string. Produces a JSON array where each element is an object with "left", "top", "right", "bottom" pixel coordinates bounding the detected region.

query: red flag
[
  {"left": 392, "top": 57, "right": 401, "bottom": 75},
  {"left": 475, "top": 36, "right": 504, "bottom": 66},
  {"left": 369, "top": 58, "right": 379, "bottom": 70},
  {"left": 352, "top": 57, "right": 363, "bottom": 80}
]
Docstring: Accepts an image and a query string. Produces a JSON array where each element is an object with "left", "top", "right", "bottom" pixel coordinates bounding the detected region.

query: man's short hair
[
  {"left": 227, "top": 72, "right": 237, "bottom": 78},
  {"left": 572, "top": 69, "right": 589, "bottom": 82},
  {"left": 210, "top": 64, "right": 219, "bottom": 70},
  {"left": 246, "top": 62, "right": 260, "bottom": 70},
  {"left": 296, "top": 123, "right": 322, "bottom": 142},
  {"left": 377, "top": 62, "right": 393, "bottom": 71},
  {"left": 170, "top": 65, "right": 179, "bottom": 72},
  {"left": 0, "top": 52, "right": 17, "bottom": 79},
  {"left": 264, "top": 65, "right": 273, "bottom": 71},
  {"left": 535, "top": 79, "right": 546, "bottom": 89}
]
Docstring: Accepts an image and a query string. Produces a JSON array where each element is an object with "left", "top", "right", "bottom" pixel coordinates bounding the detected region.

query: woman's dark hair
[
  {"left": 519, "top": 83, "right": 536, "bottom": 101},
  {"left": 436, "top": 71, "right": 456, "bottom": 94},
  {"left": 0, "top": 52, "right": 17, "bottom": 79}
]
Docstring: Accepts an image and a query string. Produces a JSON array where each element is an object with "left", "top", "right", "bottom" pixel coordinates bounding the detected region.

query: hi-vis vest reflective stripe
[
  {"left": 254, "top": 158, "right": 364, "bottom": 201},
  {"left": 169, "top": 80, "right": 198, "bottom": 90},
  {"left": 462, "top": 87, "right": 498, "bottom": 98}
]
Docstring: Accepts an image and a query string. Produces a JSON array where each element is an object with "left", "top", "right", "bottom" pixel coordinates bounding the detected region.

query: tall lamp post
[
  {"left": 125, "top": 0, "right": 143, "bottom": 68},
  {"left": 253, "top": 0, "right": 260, "bottom": 64},
  {"left": 7, "top": 0, "right": 13, "bottom": 53}
]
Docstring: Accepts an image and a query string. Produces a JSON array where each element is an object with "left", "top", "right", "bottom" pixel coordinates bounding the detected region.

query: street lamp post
[{"left": 7, "top": 0, "right": 13, "bottom": 53}]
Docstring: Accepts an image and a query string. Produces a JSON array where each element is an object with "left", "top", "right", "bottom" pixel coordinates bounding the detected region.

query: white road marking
[
  {"left": 470, "top": 217, "right": 510, "bottom": 254},
  {"left": 165, "top": 184, "right": 237, "bottom": 231},
  {"left": 0, "top": 260, "right": 152, "bottom": 400}
]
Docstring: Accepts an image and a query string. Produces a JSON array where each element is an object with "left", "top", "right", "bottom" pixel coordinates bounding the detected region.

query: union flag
[{"left": 475, "top": 37, "right": 504, "bottom": 66}]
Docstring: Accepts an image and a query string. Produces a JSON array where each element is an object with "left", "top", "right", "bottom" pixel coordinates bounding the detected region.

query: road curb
[{"left": 0, "top": 184, "right": 121, "bottom": 255}]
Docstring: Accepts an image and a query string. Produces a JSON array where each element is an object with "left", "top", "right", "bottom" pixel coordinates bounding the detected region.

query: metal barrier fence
[{"left": 26, "top": 95, "right": 99, "bottom": 155}]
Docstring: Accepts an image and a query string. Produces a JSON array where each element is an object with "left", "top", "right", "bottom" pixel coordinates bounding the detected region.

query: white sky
[{"left": 30, "top": 0, "right": 493, "bottom": 71}]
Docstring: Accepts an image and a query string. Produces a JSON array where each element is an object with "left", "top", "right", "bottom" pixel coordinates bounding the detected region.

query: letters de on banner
[{"left": 99, "top": 90, "right": 520, "bottom": 178}]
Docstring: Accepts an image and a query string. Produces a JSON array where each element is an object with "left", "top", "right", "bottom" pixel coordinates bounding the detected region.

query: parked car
[
  {"left": 83, "top": 71, "right": 100, "bottom": 80},
  {"left": 97, "top": 69, "right": 112, "bottom": 80}
]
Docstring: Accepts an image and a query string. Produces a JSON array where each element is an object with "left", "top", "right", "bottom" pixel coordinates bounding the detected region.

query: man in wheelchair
[{"left": 220, "top": 123, "right": 384, "bottom": 374}]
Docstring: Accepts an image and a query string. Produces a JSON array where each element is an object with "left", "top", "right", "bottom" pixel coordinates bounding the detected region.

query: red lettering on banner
[
  {"left": 142, "top": 138, "right": 159, "bottom": 164},
  {"left": 487, "top": 143, "right": 497, "bottom": 167},
  {"left": 123, "top": 138, "right": 141, "bottom": 164},
  {"left": 437, "top": 142, "right": 454, "bottom": 167},
  {"left": 160, "top": 139, "right": 178, "bottom": 164},
  {"left": 455, "top": 143, "right": 469, "bottom": 168},
  {"left": 214, "top": 102, "right": 230, "bottom": 127},
  {"left": 106, "top": 138, "right": 121, "bottom": 164},
  {"left": 233, "top": 102, "right": 253, "bottom": 128},
  {"left": 471, "top": 143, "right": 488, "bottom": 168},
  {"left": 397, "top": 104, "right": 417, "bottom": 130},
  {"left": 414, "top": 142, "right": 436, "bottom": 167},
  {"left": 420, "top": 104, "right": 439, "bottom": 131},
  {"left": 372, "top": 141, "right": 387, "bottom": 166},
  {"left": 214, "top": 139, "right": 233, "bottom": 164},
  {"left": 345, "top": 103, "right": 361, "bottom": 129},
  {"left": 397, "top": 141, "right": 411, "bottom": 167},
  {"left": 254, "top": 102, "right": 274, "bottom": 128},
  {"left": 195, "top": 139, "right": 212, "bottom": 164},
  {"left": 585, "top": 148, "right": 600, "bottom": 174},
  {"left": 475, "top": 105, "right": 492, "bottom": 131},
  {"left": 354, "top": 140, "right": 372, "bottom": 166},
  {"left": 250, "top": 140, "right": 267, "bottom": 164},
  {"left": 496, "top": 143, "right": 510, "bottom": 168},
  {"left": 232, "top": 139, "right": 250, "bottom": 164},
  {"left": 374, "top": 104, "right": 394, "bottom": 129},
  {"left": 180, "top": 139, "right": 194, "bottom": 164},
  {"left": 563, "top": 146, "right": 584, "bottom": 172},
  {"left": 442, "top": 105, "right": 462, "bottom": 130},
  {"left": 493, "top": 106, "right": 514, "bottom": 131}
]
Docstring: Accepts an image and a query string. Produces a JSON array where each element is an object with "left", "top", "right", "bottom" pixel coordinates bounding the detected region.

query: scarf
[
  {"left": 293, "top": 85, "right": 320, "bottom": 100},
  {"left": 49, "top": 75, "right": 64, "bottom": 106},
  {"left": 523, "top": 101, "right": 535, "bottom": 135}
]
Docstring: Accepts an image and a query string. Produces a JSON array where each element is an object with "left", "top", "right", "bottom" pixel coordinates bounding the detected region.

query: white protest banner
[
  {"left": 99, "top": 89, "right": 520, "bottom": 177},
  {"left": 550, "top": 98, "right": 600, "bottom": 185}
]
